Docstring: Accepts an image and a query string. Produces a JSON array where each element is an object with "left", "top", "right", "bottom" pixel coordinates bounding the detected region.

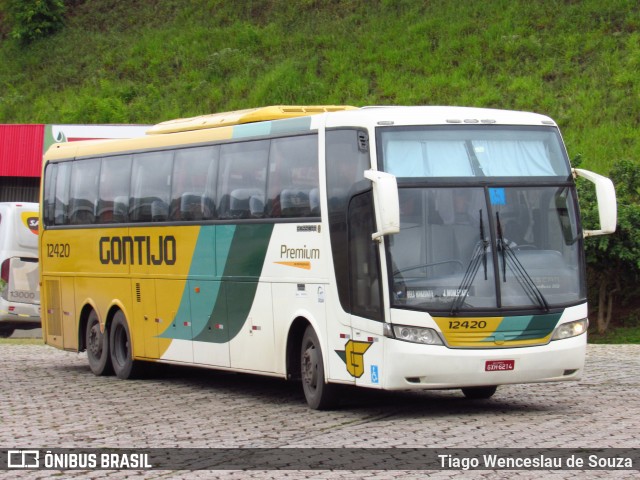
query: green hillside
[
  {"left": 1, "top": 0, "right": 639, "bottom": 173},
  {"left": 1, "top": 0, "right": 639, "bottom": 334}
]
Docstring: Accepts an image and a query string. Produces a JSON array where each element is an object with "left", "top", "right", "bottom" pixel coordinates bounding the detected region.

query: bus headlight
[
  {"left": 385, "top": 324, "right": 443, "bottom": 345},
  {"left": 551, "top": 319, "right": 588, "bottom": 340}
]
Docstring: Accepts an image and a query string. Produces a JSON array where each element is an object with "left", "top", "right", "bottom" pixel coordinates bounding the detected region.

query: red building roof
[
  {"left": 0, "top": 124, "right": 45, "bottom": 177},
  {"left": 0, "top": 124, "right": 150, "bottom": 178}
]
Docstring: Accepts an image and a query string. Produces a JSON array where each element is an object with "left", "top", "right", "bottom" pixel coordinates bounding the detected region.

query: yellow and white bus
[{"left": 40, "top": 106, "right": 616, "bottom": 409}]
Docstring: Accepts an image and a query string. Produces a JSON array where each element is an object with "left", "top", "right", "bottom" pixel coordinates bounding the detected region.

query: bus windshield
[
  {"left": 379, "top": 125, "right": 571, "bottom": 178},
  {"left": 380, "top": 126, "right": 584, "bottom": 313},
  {"left": 388, "top": 186, "right": 585, "bottom": 312}
]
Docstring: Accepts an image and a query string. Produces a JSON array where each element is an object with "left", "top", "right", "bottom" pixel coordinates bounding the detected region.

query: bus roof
[
  {"left": 146, "top": 105, "right": 357, "bottom": 135},
  {"left": 324, "top": 106, "right": 557, "bottom": 128},
  {"left": 43, "top": 106, "right": 558, "bottom": 162}
]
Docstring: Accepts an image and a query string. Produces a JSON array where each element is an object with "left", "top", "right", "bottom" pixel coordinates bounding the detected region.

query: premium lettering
[
  {"left": 280, "top": 244, "right": 320, "bottom": 260},
  {"left": 99, "top": 235, "right": 176, "bottom": 265}
]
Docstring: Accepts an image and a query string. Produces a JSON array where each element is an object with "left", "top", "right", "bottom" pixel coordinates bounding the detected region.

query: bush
[
  {"left": 578, "top": 158, "right": 640, "bottom": 333},
  {"left": 4, "top": 0, "right": 66, "bottom": 43}
]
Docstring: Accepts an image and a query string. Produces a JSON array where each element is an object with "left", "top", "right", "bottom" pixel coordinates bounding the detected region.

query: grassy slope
[
  {"left": 1, "top": 0, "right": 639, "bottom": 341},
  {"left": 0, "top": 0, "right": 639, "bottom": 172}
]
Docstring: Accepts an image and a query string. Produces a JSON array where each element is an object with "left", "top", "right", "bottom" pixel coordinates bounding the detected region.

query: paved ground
[
  {"left": 9, "top": 328, "right": 41, "bottom": 338},
  {"left": 0, "top": 343, "right": 638, "bottom": 479}
]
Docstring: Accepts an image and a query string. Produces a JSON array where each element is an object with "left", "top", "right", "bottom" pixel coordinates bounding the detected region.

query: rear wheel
[
  {"left": 301, "top": 326, "right": 337, "bottom": 410},
  {"left": 86, "top": 310, "right": 112, "bottom": 375},
  {"left": 462, "top": 386, "right": 497, "bottom": 399},
  {"left": 0, "top": 327, "right": 15, "bottom": 338},
  {"left": 109, "top": 310, "right": 140, "bottom": 379}
]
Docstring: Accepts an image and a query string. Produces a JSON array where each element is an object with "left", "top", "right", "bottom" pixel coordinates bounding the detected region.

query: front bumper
[
  {"left": 382, "top": 333, "right": 586, "bottom": 390},
  {"left": 0, "top": 298, "right": 41, "bottom": 329}
]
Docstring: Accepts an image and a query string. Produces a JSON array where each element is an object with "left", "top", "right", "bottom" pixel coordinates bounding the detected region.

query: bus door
[
  {"left": 131, "top": 278, "right": 159, "bottom": 359},
  {"left": 325, "top": 129, "right": 384, "bottom": 386},
  {"left": 346, "top": 191, "right": 385, "bottom": 388}
]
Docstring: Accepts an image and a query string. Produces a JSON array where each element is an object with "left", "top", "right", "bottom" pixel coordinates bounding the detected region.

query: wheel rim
[
  {"left": 113, "top": 324, "right": 128, "bottom": 367},
  {"left": 87, "top": 320, "right": 103, "bottom": 359},
  {"left": 302, "top": 343, "right": 319, "bottom": 390}
]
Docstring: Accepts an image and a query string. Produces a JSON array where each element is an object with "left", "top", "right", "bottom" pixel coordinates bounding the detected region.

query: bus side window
[
  {"left": 267, "top": 134, "right": 319, "bottom": 218},
  {"left": 229, "top": 188, "right": 263, "bottom": 219},
  {"left": 217, "top": 141, "right": 269, "bottom": 220},
  {"left": 349, "top": 191, "right": 383, "bottom": 320},
  {"left": 97, "top": 155, "right": 132, "bottom": 224},
  {"left": 326, "top": 129, "right": 371, "bottom": 314},
  {"left": 130, "top": 151, "right": 173, "bottom": 223},
  {"left": 43, "top": 163, "right": 58, "bottom": 226},
  {"left": 170, "top": 145, "right": 219, "bottom": 221},
  {"left": 69, "top": 158, "right": 100, "bottom": 225},
  {"left": 53, "top": 162, "right": 72, "bottom": 226}
]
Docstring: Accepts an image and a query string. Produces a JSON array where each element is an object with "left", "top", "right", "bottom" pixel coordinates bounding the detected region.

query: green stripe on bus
[
  {"left": 232, "top": 116, "right": 312, "bottom": 139},
  {"left": 196, "top": 223, "right": 274, "bottom": 342},
  {"left": 270, "top": 116, "right": 312, "bottom": 135},
  {"left": 162, "top": 224, "right": 274, "bottom": 343},
  {"left": 480, "top": 313, "right": 561, "bottom": 343}
]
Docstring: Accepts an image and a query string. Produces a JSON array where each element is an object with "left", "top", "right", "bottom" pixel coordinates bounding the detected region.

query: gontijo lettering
[{"left": 99, "top": 235, "right": 176, "bottom": 265}]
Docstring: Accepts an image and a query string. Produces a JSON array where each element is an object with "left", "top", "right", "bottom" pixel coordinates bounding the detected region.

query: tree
[
  {"left": 577, "top": 159, "right": 640, "bottom": 333},
  {"left": 2, "top": 0, "right": 66, "bottom": 43}
]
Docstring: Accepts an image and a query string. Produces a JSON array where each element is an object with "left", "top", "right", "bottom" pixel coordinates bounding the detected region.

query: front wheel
[
  {"left": 461, "top": 385, "right": 497, "bottom": 399},
  {"left": 301, "top": 326, "right": 338, "bottom": 410},
  {"left": 109, "top": 310, "right": 140, "bottom": 379},
  {"left": 86, "top": 310, "right": 113, "bottom": 376}
]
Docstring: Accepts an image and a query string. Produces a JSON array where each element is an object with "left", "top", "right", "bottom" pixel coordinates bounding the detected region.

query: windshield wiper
[
  {"left": 450, "top": 209, "right": 488, "bottom": 314},
  {"left": 496, "top": 212, "right": 549, "bottom": 311},
  {"left": 465, "top": 140, "right": 485, "bottom": 177}
]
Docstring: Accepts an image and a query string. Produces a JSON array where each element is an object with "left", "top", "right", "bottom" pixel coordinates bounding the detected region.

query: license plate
[{"left": 485, "top": 360, "right": 515, "bottom": 372}]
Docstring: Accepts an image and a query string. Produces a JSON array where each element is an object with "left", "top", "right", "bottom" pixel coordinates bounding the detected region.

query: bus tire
[
  {"left": 109, "top": 310, "right": 139, "bottom": 379},
  {"left": 462, "top": 386, "right": 497, "bottom": 399},
  {"left": 301, "top": 325, "right": 338, "bottom": 410},
  {"left": 0, "top": 327, "right": 15, "bottom": 338},
  {"left": 86, "top": 310, "right": 113, "bottom": 376}
]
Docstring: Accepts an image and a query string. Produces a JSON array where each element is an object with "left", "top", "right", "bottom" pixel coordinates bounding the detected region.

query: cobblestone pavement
[{"left": 0, "top": 343, "right": 638, "bottom": 479}]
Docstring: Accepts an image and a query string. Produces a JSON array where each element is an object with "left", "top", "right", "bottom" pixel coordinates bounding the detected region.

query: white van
[{"left": 0, "top": 202, "right": 40, "bottom": 337}]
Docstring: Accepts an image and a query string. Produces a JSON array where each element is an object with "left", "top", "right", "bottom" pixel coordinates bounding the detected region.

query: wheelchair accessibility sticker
[{"left": 371, "top": 365, "right": 379, "bottom": 384}]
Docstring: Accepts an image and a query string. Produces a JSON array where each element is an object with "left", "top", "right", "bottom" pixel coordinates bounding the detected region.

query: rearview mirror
[
  {"left": 573, "top": 168, "right": 617, "bottom": 237},
  {"left": 364, "top": 170, "right": 400, "bottom": 240}
]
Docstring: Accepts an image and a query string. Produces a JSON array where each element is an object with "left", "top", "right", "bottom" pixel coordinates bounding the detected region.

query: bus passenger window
[
  {"left": 179, "top": 193, "right": 204, "bottom": 220},
  {"left": 217, "top": 141, "right": 268, "bottom": 220},
  {"left": 42, "top": 164, "right": 58, "bottom": 226},
  {"left": 170, "top": 146, "right": 219, "bottom": 221},
  {"left": 53, "top": 162, "right": 71, "bottom": 225},
  {"left": 267, "top": 135, "right": 319, "bottom": 218},
  {"left": 97, "top": 155, "right": 132, "bottom": 224},
  {"left": 130, "top": 151, "right": 173, "bottom": 223}
]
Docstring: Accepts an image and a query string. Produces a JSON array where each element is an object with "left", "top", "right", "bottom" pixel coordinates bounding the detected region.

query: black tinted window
[
  {"left": 42, "top": 163, "right": 57, "bottom": 226},
  {"left": 170, "top": 146, "right": 219, "bottom": 221},
  {"left": 69, "top": 158, "right": 101, "bottom": 225},
  {"left": 96, "top": 155, "right": 132, "bottom": 223},
  {"left": 53, "top": 162, "right": 72, "bottom": 225},
  {"left": 267, "top": 135, "right": 319, "bottom": 218},
  {"left": 217, "top": 140, "right": 269, "bottom": 219},
  {"left": 130, "top": 151, "right": 174, "bottom": 222}
]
